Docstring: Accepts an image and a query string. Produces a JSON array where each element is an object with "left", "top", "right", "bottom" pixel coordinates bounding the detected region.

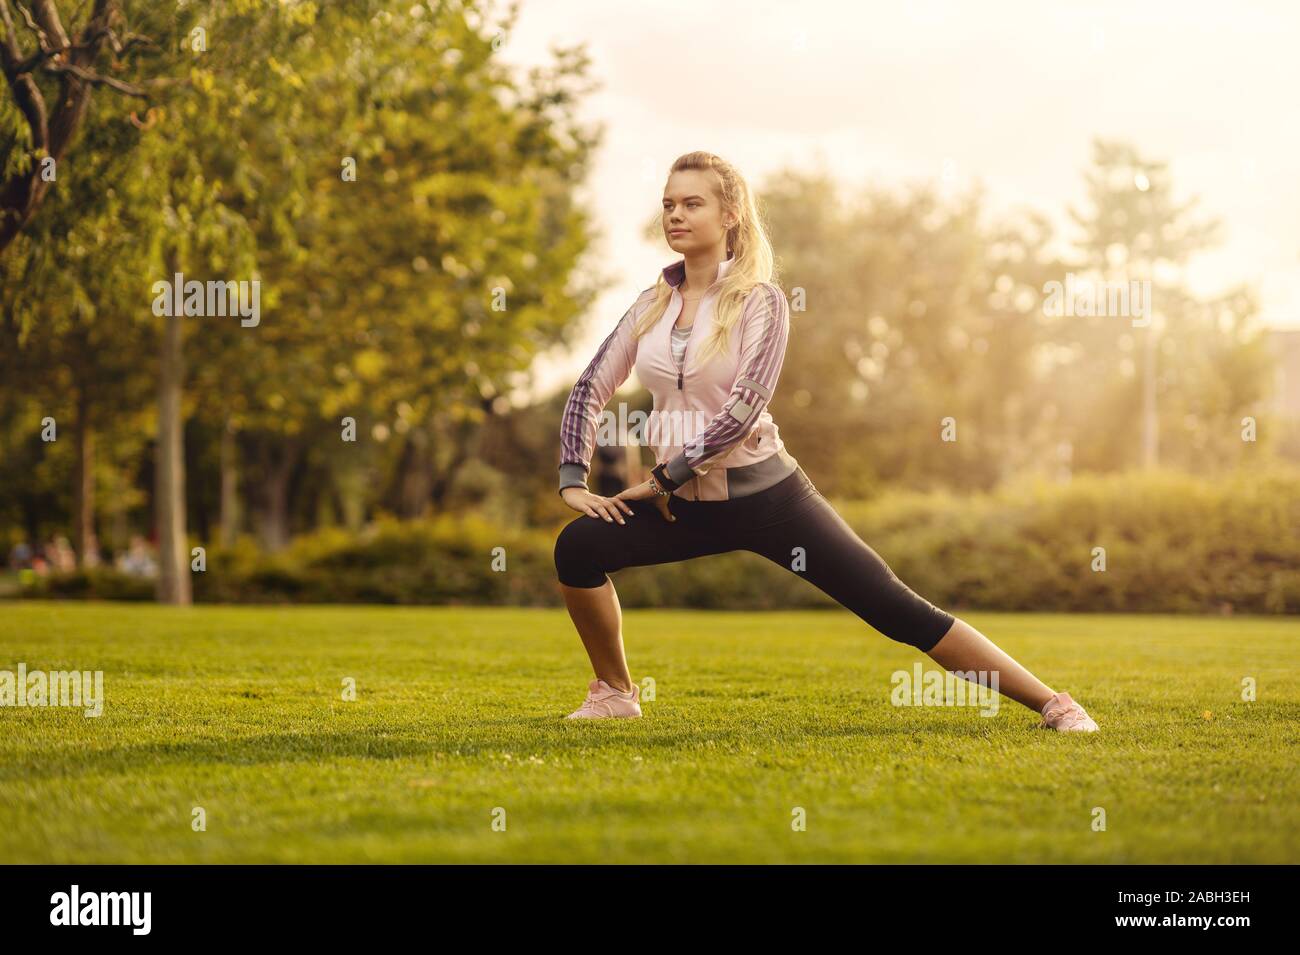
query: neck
[{"left": 680, "top": 244, "right": 729, "bottom": 294}]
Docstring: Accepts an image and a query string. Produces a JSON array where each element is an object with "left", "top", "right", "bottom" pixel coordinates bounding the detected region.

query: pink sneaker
[
  {"left": 1037, "top": 691, "right": 1099, "bottom": 732},
  {"left": 565, "top": 679, "right": 642, "bottom": 719}
]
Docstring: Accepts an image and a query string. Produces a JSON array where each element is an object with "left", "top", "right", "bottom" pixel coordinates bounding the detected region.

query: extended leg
[
  {"left": 925, "top": 617, "right": 1055, "bottom": 713},
  {"left": 742, "top": 493, "right": 957, "bottom": 653},
  {"left": 744, "top": 493, "right": 1056, "bottom": 714}
]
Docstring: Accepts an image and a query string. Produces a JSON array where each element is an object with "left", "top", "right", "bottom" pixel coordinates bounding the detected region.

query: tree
[
  {"left": 760, "top": 170, "right": 1064, "bottom": 495},
  {"left": 0, "top": 82, "right": 159, "bottom": 566},
  {"left": 2, "top": 0, "right": 605, "bottom": 582},
  {"left": 0, "top": 0, "right": 160, "bottom": 254},
  {"left": 1055, "top": 139, "right": 1277, "bottom": 473},
  {"left": 1069, "top": 138, "right": 1222, "bottom": 469},
  {"left": 178, "top": 0, "right": 601, "bottom": 545}
]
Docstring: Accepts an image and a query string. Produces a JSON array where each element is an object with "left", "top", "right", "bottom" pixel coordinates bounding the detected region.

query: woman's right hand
[{"left": 560, "top": 486, "right": 635, "bottom": 525}]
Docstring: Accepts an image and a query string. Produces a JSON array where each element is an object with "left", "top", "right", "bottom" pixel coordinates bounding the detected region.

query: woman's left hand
[{"left": 615, "top": 480, "right": 676, "bottom": 522}]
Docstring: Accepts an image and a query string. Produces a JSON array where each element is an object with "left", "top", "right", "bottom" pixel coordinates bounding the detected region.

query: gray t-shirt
[{"left": 670, "top": 323, "right": 691, "bottom": 366}]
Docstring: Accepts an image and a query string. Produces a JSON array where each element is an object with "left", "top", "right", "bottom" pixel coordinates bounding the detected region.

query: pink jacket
[{"left": 558, "top": 254, "right": 793, "bottom": 500}]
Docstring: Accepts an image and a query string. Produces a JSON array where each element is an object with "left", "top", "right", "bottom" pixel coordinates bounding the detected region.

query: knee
[
  {"left": 909, "top": 610, "right": 957, "bottom": 653},
  {"left": 881, "top": 601, "right": 956, "bottom": 653},
  {"left": 856, "top": 577, "right": 956, "bottom": 653},
  {"left": 554, "top": 517, "right": 607, "bottom": 588}
]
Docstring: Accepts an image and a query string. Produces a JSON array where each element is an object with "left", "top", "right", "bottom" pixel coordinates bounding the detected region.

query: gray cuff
[
  {"left": 558, "top": 462, "right": 589, "bottom": 495},
  {"left": 665, "top": 453, "right": 696, "bottom": 486}
]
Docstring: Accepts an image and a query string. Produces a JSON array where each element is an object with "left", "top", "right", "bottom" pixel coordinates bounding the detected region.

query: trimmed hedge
[{"left": 18, "top": 466, "right": 1300, "bottom": 613}]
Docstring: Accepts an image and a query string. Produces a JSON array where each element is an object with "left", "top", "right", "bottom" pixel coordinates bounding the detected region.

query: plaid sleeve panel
[{"left": 558, "top": 299, "right": 642, "bottom": 492}]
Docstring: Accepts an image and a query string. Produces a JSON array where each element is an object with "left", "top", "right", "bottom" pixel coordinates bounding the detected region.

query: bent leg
[
  {"left": 560, "top": 578, "right": 633, "bottom": 692},
  {"left": 554, "top": 495, "right": 747, "bottom": 690},
  {"left": 554, "top": 495, "right": 743, "bottom": 588},
  {"left": 742, "top": 493, "right": 956, "bottom": 652}
]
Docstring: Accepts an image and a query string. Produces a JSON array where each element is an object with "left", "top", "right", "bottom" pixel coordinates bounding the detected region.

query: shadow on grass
[{"left": 2, "top": 707, "right": 1031, "bottom": 782}]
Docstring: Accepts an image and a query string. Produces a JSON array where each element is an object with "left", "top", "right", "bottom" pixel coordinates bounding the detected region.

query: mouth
[{"left": 668, "top": 229, "right": 690, "bottom": 236}]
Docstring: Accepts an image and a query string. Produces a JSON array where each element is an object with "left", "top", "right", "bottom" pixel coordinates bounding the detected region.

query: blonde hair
[{"left": 633, "top": 151, "right": 778, "bottom": 367}]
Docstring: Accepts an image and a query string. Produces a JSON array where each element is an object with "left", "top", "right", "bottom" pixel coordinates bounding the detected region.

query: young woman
[{"left": 553, "top": 151, "right": 1098, "bottom": 733}]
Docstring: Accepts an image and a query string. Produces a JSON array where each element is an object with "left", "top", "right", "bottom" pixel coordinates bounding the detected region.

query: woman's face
[{"left": 662, "top": 170, "right": 731, "bottom": 255}]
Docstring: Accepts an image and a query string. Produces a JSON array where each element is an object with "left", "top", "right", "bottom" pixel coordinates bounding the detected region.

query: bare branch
[
  {"left": 106, "top": 29, "right": 151, "bottom": 55},
  {"left": 14, "top": 2, "right": 52, "bottom": 52},
  {"left": 28, "top": 0, "right": 70, "bottom": 52},
  {"left": 0, "top": 1, "right": 49, "bottom": 152},
  {"left": 0, "top": 0, "right": 24, "bottom": 61},
  {"left": 11, "top": 30, "right": 153, "bottom": 75},
  {"left": 41, "top": 57, "right": 145, "bottom": 96}
]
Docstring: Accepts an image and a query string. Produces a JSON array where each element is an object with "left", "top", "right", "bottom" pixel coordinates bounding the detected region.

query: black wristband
[{"left": 650, "top": 462, "right": 681, "bottom": 493}]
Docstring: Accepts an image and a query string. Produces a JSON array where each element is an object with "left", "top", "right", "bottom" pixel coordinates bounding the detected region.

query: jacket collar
[{"left": 662, "top": 253, "right": 735, "bottom": 290}]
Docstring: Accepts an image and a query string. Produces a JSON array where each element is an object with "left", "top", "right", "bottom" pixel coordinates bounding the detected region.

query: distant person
[
  {"left": 49, "top": 535, "right": 77, "bottom": 572},
  {"left": 592, "top": 444, "right": 627, "bottom": 498},
  {"left": 8, "top": 541, "right": 32, "bottom": 570},
  {"left": 118, "top": 535, "right": 158, "bottom": 578},
  {"left": 553, "top": 151, "right": 1097, "bottom": 732}
]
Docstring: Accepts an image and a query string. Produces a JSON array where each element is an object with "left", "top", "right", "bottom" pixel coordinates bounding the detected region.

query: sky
[{"left": 499, "top": 0, "right": 1300, "bottom": 400}]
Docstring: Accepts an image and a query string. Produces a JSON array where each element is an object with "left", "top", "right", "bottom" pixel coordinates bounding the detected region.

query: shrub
[{"left": 20, "top": 465, "right": 1300, "bottom": 613}]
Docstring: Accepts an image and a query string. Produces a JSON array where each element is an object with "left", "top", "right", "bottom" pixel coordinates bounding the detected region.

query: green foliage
[
  {"left": 761, "top": 147, "right": 1279, "bottom": 497},
  {"left": 1, "top": 6, "right": 1291, "bottom": 575},
  {"left": 2, "top": 0, "right": 602, "bottom": 554},
  {"left": 188, "top": 514, "right": 559, "bottom": 604},
  {"left": 18, "top": 567, "right": 155, "bottom": 601},
  {"left": 831, "top": 464, "right": 1300, "bottom": 615}
]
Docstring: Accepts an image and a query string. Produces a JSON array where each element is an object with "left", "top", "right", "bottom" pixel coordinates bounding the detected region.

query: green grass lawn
[{"left": 0, "top": 601, "right": 1296, "bottom": 863}]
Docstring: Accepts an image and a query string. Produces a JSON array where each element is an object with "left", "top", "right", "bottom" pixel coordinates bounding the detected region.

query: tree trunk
[
  {"left": 73, "top": 387, "right": 99, "bottom": 566},
  {"left": 398, "top": 428, "right": 433, "bottom": 518},
  {"left": 258, "top": 438, "right": 300, "bottom": 553},
  {"left": 428, "top": 419, "right": 475, "bottom": 509},
  {"left": 1141, "top": 318, "right": 1158, "bottom": 468},
  {"left": 1140, "top": 262, "right": 1159, "bottom": 469},
  {"left": 335, "top": 462, "right": 368, "bottom": 533},
  {"left": 156, "top": 299, "right": 191, "bottom": 604},
  {"left": 219, "top": 417, "right": 240, "bottom": 546},
  {"left": 262, "top": 471, "right": 291, "bottom": 552}
]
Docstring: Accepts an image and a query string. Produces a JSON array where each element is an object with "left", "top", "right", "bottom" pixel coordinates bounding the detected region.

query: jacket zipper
[
  {"left": 676, "top": 334, "right": 690, "bottom": 494},
  {"left": 676, "top": 295, "right": 697, "bottom": 493},
  {"left": 675, "top": 297, "right": 692, "bottom": 389}
]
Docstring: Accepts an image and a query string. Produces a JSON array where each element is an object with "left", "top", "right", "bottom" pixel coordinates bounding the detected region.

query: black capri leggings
[{"left": 553, "top": 466, "right": 956, "bottom": 653}]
